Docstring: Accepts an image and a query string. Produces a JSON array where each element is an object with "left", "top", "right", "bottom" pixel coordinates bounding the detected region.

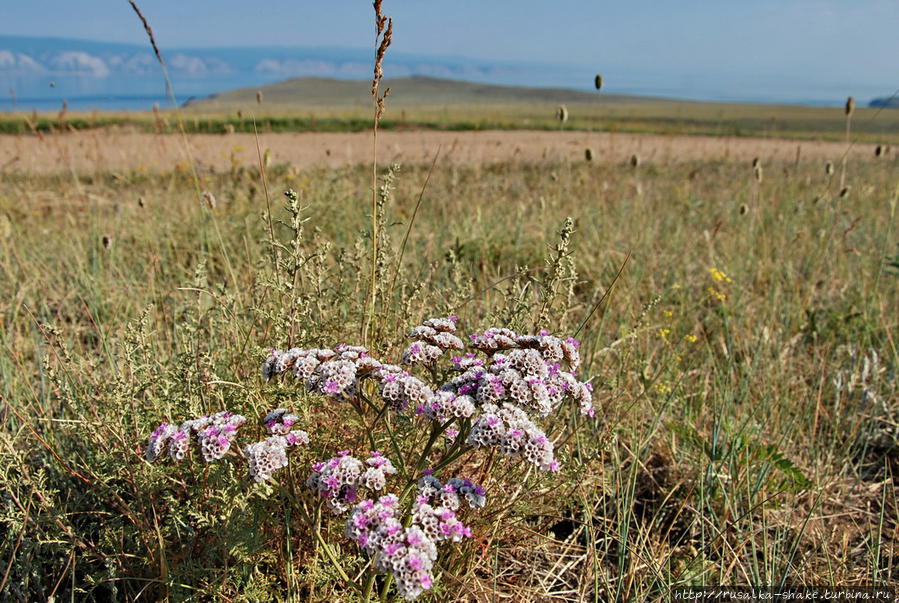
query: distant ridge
[
  {"left": 189, "top": 75, "right": 669, "bottom": 109},
  {"left": 869, "top": 96, "right": 899, "bottom": 108}
]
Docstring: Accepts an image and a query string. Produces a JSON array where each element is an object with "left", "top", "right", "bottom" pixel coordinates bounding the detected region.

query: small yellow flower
[
  {"left": 708, "top": 268, "right": 732, "bottom": 283},
  {"left": 663, "top": 310, "right": 673, "bottom": 318},
  {"left": 683, "top": 334, "right": 698, "bottom": 343},
  {"left": 654, "top": 382, "right": 673, "bottom": 395},
  {"left": 708, "top": 287, "right": 726, "bottom": 302},
  {"left": 657, "top": 328, "right": 671, "bottom": 340}
]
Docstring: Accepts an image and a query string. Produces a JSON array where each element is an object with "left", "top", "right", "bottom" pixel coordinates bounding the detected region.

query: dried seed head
[
  {"left": 101, "top": 235, "right": 112, "bottom": 249},
  {"left": 201, "top": 190, "right": 217, "bottom": 209},
  {"left": 751, "top": 157, "right": 761, "bottom": 169},
  {"left": 137, "top": 196, "right": 145, "bottom": 208},
  {"left": 584, "top": 148, "right": 594, "bottom": 161},
  {"left": 629, "top": 154, "right": 640, "bottom": 168},
  {"left": 557, "top": 105, "right": 569, "bottom": 123},
  {"left": 825, "top": 161, "right": 834, "bottom": 176},
  {"left": 738, "top": 204, "right": 748, "bottom": 215},
  {"left": 845, "top": 96, "right": 855, "bottom": 116},
  {"left": 839, "top": 186, "right": 850, "bottom": 199},
  {"left": 237, "top": 110, "right": 243, "bottom": 119},
  {"left": 875, "top": 145, "right": 883, "bottom": 157},
  {"left": 256, "top": 90, "right": 264, "bottom": 104},
  {"left": 594, "top": 74, "right": 603, "bottom": 90},
  {"left": 753, "top": 165, "right": 763, "bottom": 183}
]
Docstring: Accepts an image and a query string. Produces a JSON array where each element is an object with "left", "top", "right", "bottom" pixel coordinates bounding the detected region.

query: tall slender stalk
[
  {"left": 839, "top": 96, "right": 854, "bottom": 191},
  {"left": 364, "top": 1, "right": 393, "bottom": 347}
]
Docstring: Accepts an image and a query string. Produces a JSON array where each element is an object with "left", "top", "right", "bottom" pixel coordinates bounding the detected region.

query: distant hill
[
  {"left": 869, "top": 96, "right": 899, "bottom": 108},
  {"left": 188, "top": 75, "right": 662, "bottom": 109}
]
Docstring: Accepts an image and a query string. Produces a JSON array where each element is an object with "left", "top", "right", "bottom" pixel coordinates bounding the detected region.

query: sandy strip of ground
[{"left": 0, "top": 129, "right": 881, "bottom": 175}]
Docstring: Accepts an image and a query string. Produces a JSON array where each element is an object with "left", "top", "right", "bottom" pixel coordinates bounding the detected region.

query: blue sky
[{"left": 2, "top": 1, "right": 897, "bottom": 103}]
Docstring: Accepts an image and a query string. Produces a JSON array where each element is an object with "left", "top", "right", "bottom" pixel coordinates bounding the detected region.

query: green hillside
[{"left": 188, "top": 75, "right": 647, "bottom": 109}]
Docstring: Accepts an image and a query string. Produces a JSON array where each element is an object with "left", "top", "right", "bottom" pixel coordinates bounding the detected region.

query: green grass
[
  {"left": 1, "top": 149, "right": 897, "bottom": 600},
  {"left": 3, "top": 80, "right": 899, "bottom": 143}
]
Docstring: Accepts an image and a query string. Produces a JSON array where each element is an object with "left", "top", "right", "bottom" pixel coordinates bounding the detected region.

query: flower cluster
[
  {"left": 345, "top": 495, "right": 438, "bottom": 600},
  {"left": 342, "top": 469, "right": 486, "bottom": 600},
  {"left": 403, "top": 316, "right": 464, "bottom": 365},
  {"left": 306, "top": 451, "right": 397, "bottom": 514},
  {"left": 243, "top": 410, "right": 310, "bottom": 482},
  {"left": 263, "top": 320, "right": 596, "bottom": 473},
  {"left": 417, "top": 389, "right": 477, "bottom": 423},
  {"left": 263, "top": 345, "right": 383, "bottom": 402},
  {"left": 146, "top": 408, "right": 311, "bottom": 483},
  {"left": 262, "top": 408, "right": 302, "bottom": 435},
  {"left": 374, "top": 365, "right": 435, "bottom": 412},
  {"left": 468, "top": 403, "right": 559, "bottom": 471},
  {"left": 443, "top": 331, "right": 593, "bottom": 417},
  {"left": 146, "top": 410, "right": 247, "bottom": 463},
  {"left": 417, "top": 473, "right": 487, "bottom": 510}
]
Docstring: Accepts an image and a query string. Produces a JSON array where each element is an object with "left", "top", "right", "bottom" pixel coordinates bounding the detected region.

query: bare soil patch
[{"left": 0, "top": 129, "right": 880, "bottom": 175}]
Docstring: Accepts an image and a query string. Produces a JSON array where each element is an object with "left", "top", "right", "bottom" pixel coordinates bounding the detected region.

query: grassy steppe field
[{"left": 1, "top": 114, "right": 897, "bottom": 600}]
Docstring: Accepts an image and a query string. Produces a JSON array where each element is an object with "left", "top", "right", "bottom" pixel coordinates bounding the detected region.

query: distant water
[
  {"left": 0, "top": 74, "right": 265, "bottom": 113},
  {"left": 1, "top": 95, "right": 170, "bottom": 112}
]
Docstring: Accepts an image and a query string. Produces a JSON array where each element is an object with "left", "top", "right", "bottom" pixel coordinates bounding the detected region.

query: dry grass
[
  {"left": 1, "top": 126, "right": 897, "bottom": 599},
  {"left": 0, "top": 129, "right": 892, "bottom": 175}
]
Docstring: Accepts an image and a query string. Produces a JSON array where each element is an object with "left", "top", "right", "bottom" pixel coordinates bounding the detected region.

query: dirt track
[{"left": 0, "top": 129, "right": 881, "bottom": 174}]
